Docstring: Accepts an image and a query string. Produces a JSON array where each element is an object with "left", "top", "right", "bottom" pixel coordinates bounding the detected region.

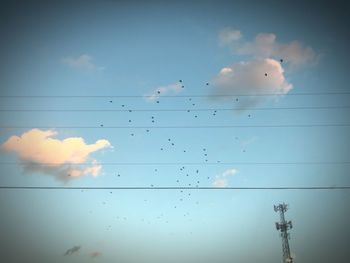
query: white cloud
[
  {"left": 1, "top": 129, "right": 111, "bottom": 181},
  {"left": 145, "top": 82, "right": 183, "bottom": 102},
  {"left": 222, "top": 168, "right": 238, "bottom": 177},
  {"left": 61, "top": 54, "right": 101, "bottom": 71},
  {"left": 218, "top": 28, "right": 242, "bottom": 46},
  {"left": 237, "top": 33, "right": 316, "bottom": 66},
  {"left": 219, "top": 29, "right": 316, "bottom": 66},
  {"left": 211, "top": 58, "right": 292, "bottom": 109},
  {"left": 212, "top": 168, "right": 238, "bottom": 188}
]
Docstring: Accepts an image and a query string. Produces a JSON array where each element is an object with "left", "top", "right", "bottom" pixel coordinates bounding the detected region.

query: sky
[{"left": 0, "top": 0, "right": 350, "bottom": 262}]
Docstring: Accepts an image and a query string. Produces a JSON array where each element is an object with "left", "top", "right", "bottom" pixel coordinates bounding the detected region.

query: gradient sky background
[{"left": 0, "top": 0, "right": 350, "bottom": 262}]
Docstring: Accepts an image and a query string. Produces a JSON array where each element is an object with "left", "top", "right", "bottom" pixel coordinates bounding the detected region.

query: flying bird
[{"left": 64, "top": 246, "right": 81, "bottom": 256}]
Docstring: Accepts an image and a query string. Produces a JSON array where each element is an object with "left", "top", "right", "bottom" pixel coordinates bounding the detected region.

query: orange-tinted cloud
[
  {"left": 212, "top": 168, "right": 238, "bottom": 188},
  {"left": 1, "top": 129, "right": 111, "bottom": 181}
]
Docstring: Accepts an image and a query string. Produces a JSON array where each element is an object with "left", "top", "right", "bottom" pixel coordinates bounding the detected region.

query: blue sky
[{"left": 0, "top": 1, "right": 350, "bottom": 262}]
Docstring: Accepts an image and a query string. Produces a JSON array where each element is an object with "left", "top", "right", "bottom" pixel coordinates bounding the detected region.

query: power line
[
  {"left": 1, "top": 91, "right": 350, "bottom": 98},
  {"left": 1, "top": 161, "right": 349, "bottom": 166},
  {"left": 1, "top": 106, "right": 349, "bottom": 112},
  {"left": 1, "top": 124, "right": 349, "bottom": 129},
  {"left": 0, "top": 186, "right": 349, "bottom": 190}
]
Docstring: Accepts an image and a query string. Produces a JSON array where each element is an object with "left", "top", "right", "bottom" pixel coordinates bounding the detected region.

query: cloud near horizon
[
  {"left": 1, "top": 129, "right": 111, "bottom": 181},
  {"left": 211, "top": 58, "right": 293, "bottom": 109}
]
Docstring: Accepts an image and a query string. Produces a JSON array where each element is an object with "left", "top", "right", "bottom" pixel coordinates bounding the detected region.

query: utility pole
[{"left": 274, "top": 203, "right": 293, "bottom": 263}]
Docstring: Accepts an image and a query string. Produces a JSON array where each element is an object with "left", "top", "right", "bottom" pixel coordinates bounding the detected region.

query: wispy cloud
[
  {"left": 240, "top": 136, "right": 258, "bottom": 147},
  {"left": 89, "top": 251, "right": 102, "bottom": 259},
  {"left": 61, "top": 54, "right": 102, "bottom": 71},
  {"left": 210, "top": 58, "right": 292, "bottom": 109},
  {"left": 144, "top": 82, "right": 183, "bottom": 102},
  {"left": 64, "top": 246, "right": 81, "bottom": 256},
  {"left": 1, "top": 129, "right": 111, "bottom": 181},
  {"left": 212, "top": 168, "right": 238, "bottom": 188},
  {"left": 218, "top": 28, "right": 242, "bottom": 46},
  {"left": 218, "top": 28, "right": 317, "bottom": 66}
]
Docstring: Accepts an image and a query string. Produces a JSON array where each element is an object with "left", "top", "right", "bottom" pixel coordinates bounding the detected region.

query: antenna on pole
[{"left": 274, "top": 203, "right": 294, "bottom": 263}]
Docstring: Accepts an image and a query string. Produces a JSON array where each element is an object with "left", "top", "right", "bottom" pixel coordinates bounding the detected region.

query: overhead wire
[{"left": 0, "top": 186, "right": 349, "bottom": 190}]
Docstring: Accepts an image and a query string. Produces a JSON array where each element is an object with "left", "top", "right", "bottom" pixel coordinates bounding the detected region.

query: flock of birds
[
  {"left": 59, "top": 65, "right": 285, "bottom": 254},
  {"left": 75, "top": 70, "right": 277, "bottom": 236}
]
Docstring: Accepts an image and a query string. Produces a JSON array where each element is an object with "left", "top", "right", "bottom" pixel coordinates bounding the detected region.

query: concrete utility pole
[{"left": 274, "top": 203, "right": 293, "bottom": 263}]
